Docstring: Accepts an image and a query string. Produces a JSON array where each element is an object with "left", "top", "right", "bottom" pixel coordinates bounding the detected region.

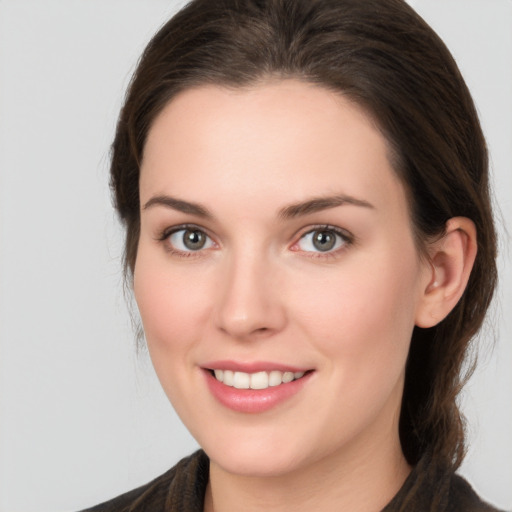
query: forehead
[{"left": 140, "top": 80, "right": 407, "bottom": 217}]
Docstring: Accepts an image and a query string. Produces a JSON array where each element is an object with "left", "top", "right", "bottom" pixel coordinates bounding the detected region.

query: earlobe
[{"left": 415, "top": 217, "right": 477, "bottom": 328}]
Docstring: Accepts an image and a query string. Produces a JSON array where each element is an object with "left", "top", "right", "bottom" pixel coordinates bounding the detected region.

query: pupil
[
  {"left": 183, "top": 230, "right": 205, "bottom": 250},
  {"left": 313, "top": 230, "right": 335, "bottom": 252}
]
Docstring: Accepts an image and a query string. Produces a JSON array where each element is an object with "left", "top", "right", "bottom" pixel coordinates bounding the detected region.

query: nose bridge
[{"left": 215, "top": 242, "right": 285, "bottom": 338}]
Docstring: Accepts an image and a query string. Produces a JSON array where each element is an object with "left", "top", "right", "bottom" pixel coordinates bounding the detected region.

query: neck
[{"left": 204, "top": 427, "right": 411, "bottom": 512}]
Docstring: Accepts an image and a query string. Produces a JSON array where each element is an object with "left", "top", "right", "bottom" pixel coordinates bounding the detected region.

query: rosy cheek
[
  {"left": 291, "top": 256, "right": 416, "bottom": 356},
  {"left": 134, "top": 260, "right": 209, "bottom": 350}
]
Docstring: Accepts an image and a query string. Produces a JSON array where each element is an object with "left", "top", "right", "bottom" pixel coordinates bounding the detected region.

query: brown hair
[{"left": 111, "top": 0, "right": 497, "bottom": 470}]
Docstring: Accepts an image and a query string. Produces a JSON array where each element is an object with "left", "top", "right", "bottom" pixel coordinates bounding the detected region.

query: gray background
[{"left": 0, "top": 1, "right": 510, "bottom": 511}]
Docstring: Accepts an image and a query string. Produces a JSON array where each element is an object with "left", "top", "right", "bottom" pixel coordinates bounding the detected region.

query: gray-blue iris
[
  {"left": 313, "top": 230, "right": 336, "bottom": 251},
  {"left": 183, "top": 229, "right": 207, "bottom": 250}
]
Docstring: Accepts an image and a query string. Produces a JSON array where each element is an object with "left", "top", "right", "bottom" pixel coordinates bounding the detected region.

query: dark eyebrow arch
[
  {"left": 278, "top": 194, "right": 374, "bottom": 219},
  {"left": 143, "top": 195, "right": 213, "bottom": 219}
]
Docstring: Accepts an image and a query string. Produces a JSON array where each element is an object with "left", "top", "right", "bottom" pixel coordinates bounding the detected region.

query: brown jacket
[{"left": 81, "top": 450, "right": 505, "bottom": 512}]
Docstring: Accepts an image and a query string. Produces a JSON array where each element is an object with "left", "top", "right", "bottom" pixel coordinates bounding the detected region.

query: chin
[
  {"left": 212, "top": 452, "right": 306, "bottom": 478},
  {"left": 213, "top": 434, "right": 338, "bottom": 481},
  {"left": 201, "top": 434, "right": 308, "bottom": 477}
]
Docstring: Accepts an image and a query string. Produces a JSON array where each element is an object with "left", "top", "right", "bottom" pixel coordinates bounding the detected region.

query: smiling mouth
[{"left": 209, "top": 369, "right": 309, "bottom": 390}]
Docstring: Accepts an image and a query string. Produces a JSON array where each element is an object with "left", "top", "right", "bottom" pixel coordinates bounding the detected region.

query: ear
[{"left": 415, "top": 217, "right": 477, "bottom": 328}]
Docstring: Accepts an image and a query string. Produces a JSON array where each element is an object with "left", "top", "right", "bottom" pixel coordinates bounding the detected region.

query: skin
[{"left": 134, "top": 80, "right": 476, "bottom": 512}]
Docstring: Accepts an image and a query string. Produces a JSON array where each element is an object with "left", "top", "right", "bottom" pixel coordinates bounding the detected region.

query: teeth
[
  {"left": 282, "top": 371, "right": 294, "bottom": 383},
  {"left": 250, "top": 371, "right": 268, "bottom": 390},
  {"left": 268, "top": 370, "right": 282, "bottom": 387},
  {"left": 233, "top": 371, "right": 250, "bottom": 389},
  {"left": 212, "top": 369, "right": 306, "bottom": 389},
  {"left": 223, "top": 370, "right": 234, "bottom": 386}
]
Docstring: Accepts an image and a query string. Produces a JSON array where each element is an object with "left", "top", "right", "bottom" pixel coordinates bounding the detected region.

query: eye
[
  {"left": 167, "top": 228, "right": 215, "bottom": 252},
  {"left": 295, "top": 228, "right": 350, "bottom": 253}
]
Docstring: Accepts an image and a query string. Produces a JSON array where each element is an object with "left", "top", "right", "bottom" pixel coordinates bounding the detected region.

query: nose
[{"left": 214, "top": 250, "right": 287, "bottom": 340}]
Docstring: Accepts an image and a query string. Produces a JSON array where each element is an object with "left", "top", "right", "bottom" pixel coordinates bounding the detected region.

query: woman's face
[{"left": 135, "top": 80, "right": 432, "bottom": 477}]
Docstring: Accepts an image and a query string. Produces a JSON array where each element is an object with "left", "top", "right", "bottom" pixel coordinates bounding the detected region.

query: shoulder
[
  {"left": 384, "top": 454, "right": 507, "bottom": 512},
  {"left": 448, "top": 473, "right": 507, "bottom": 512},
  {"left": 78, "top": 450, "right": 209, "bottom": 512}
]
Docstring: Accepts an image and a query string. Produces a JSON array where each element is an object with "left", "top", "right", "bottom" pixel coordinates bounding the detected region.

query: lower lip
[{"left": 203, "top": 370, "right": 313, "bottom": 413}]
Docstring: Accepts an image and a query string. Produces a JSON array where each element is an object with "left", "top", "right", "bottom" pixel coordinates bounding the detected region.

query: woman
[{"left": 83, "top": 0, "right": 503, "bottom": 510}]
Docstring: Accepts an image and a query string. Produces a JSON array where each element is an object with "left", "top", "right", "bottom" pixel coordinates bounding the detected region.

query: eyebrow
[
  {"left": 142, "top": 193, "right": 374, "bottom": 220},
  {"left": 278, "top": 194, "right": 375, "bottom": 219},
  {"left": 143, "top": 195, "right": 213, "bottom": 219}
]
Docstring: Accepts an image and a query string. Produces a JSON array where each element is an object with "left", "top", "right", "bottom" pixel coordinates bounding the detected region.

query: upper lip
[{"left": 202, "top": 360, "right": 311, "bottom": 373}]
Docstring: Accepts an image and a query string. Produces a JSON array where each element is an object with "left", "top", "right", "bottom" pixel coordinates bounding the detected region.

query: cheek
[
  {"left": 132, "top": 252, "right": 216, "bottom": 418},
  {"left": 291, "top": 255, "right": 421, "bottom": 426},
  {"left": 133, "top": 251, "right": 211, "bottom": 355},
  {"left": 291, "top": 250, "right": 422, "bottom": 367}
]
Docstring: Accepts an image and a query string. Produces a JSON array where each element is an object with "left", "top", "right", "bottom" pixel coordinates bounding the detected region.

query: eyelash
[
  {"left": 291, "top": 225, "right": 354, "bottom": 259},
  {"left": 157, "top": 223, "right": 354, "bottom": 259},
  {"left": 157, "top": 224, "right": 216, "bottom": 258}
]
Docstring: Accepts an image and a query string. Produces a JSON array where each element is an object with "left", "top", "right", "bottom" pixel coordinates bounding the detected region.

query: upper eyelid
[
  {"left": 156, "top": 223, "right": 354, "bottom": 248},
  {"left": 159, "top": 223, "right": 214, "bottom": 240},
  {"left": 293, "top": 224, "right": 353, "bottom": 242},
  {"left": 290, "top": 225, "right": 355, "bottom": 256},
  {"left": 159, "top": 224, "right": 217, "bottom": 255}
]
